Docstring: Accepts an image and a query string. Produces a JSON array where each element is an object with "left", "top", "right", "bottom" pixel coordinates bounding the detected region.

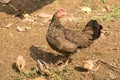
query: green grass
[
  {"left": 48, "top": 68, "right": 75, "bottom": 80},
  {"left": 93, "top": 52, "right": 102, "bottom": 56},
  {"left": 2, "top": 67, "right": 75, "bottom": 80},
  {"left": 2, "top": 69, "right": 38, "bottom": 80},
  {"left": 100, "top": 0, "right": 107, "bottom": 3},
  {"left": 80, "top": 0, "right": 93, "bottom": 7},
  {"left": 116, "top": 28, "right": 120, "bottom": 32},
  {"left": 50, "top": 72, "right": 62, "bottom": 80},
  {"left": 112, "top": 44, "right": 120, "bottom": 51},
  {"left": 92, "top": 4, "right": 120, "bottom": 21}
]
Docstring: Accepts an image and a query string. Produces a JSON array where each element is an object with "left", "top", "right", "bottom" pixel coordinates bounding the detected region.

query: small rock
[
  {"left": 37, "top": 13, "right": 52, "bottom": 19},
  {"left": 22, "top": 14, "right": 35, "bottom": 22},
  {"left": 106, "top": 71, "right": 116, "bottom": 79},
  {"left": 0, "top": 0, "right": 11, "bottom": 3},
  {"left": 100, "top": 33, "right": 106, "bottom": 39},
  {"left": 102, "top": 8, "right": 107, "bottom": 12},
  {"left": 81, "top": 7, "right": 92, "bottom": 13},
  {"left": 17, "top": 26, "right": 31, "bottom": 32},
  {"left": 5, "top": 23, "right": 12, "bottom": 28},
  {"left": 101, "top": 30, "right": 111, "bottom": 36},
  {"left": 23, "top": 14, "right": 30, "bottom": 18},
  {"left": 33, "top": 77, "right": 47, "bottom": 80}
]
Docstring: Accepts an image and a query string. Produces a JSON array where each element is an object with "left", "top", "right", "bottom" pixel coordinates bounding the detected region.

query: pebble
[
  {"left": 81, "top": 7, "right": 92, "bottom": 13},
  {"left": 17, "top": 26, "right": 31, "bottom": 32}
]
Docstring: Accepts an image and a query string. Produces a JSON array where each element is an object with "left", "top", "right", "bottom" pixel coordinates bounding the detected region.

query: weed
[
  {"left": 50, "top": 73, "right": 62, "bottom": 80},
  {"left": 116, "top": 28, "right": 120, "bottom": 32},
  {"left": 80, "top": 0, "right": 92, "bottom": 7},
  {"left": 8, "top": 69, "right": 38, "bottom": 80},
  {"left": 48, "top": 68, "right": 62, "bottom": 80},
  {"left": 93, "top": 52, "right": 102, "bottom": 56},
  {"left": 115, "top": 77, "right": 120, "bottom": 80},
  {"left": 112, "top": 44, "right": 120, "bottom": 51},
  {"left": 100, "top": 0, "right": 107, "bottom": 3},
  {"left": 92, "top": 4, "right": 120, "bottom": 21},
  {"left": 48, "top": 68, "right": 75, "bottom": 80},
  {"left": 22, "top": 69, "right": 38, "bottom": 78}
]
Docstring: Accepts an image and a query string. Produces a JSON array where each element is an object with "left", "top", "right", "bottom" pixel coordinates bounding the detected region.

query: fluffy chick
[
  {"left": 16, "top": 55, "right": 26, "bottom": 72},
  {"left": 37, "top": 59, "right": 52, "bottom": 75}
]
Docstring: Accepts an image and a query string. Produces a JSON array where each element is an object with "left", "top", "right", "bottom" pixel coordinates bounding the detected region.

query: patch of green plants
[
  {"left": 80, "top": 0, "right": 93, "bottom": 7},
  {"left": 116, "top": 28, "right": 120, "bottom": 32},
  {"left": 114, "top": 77, "right": 120, "bottom": 80},
  {"left": 93, "top": 52, "right": 102, "bottom": 56},
  {"left": 92, "top": 4, "right": 120, "bottom": 21},
  {"left": 112, "top": 44, "right": 120, "bottom": 51},
  {"left": 5, "top": 69, "right": 38, "bottom": 80},
  {"left": 100, "top": 0, "right": 107, "bottom": 3},
  {"left": 50, "top": 72, "right": 62, "bottom": 80},
  {"left": 48, "top": 68, "right": 63, "bottom": 80},
  {"left": 2, "top": 67, "right": 75, "bottom": 80},
  {"left": 48, "top": 68, "right": 75, "bottom": 80}
]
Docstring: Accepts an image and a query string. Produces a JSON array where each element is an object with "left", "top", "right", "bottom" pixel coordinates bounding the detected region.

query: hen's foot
[{"left": 55, "top": 58, "right": 71, "bottom": 68}]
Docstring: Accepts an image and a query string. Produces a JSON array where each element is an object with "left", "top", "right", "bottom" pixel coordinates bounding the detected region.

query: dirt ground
[{"left": 0, "top": 0, "right": 120, "bottom": 80}]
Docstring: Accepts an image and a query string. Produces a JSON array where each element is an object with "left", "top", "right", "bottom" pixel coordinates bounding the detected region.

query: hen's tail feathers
[{"left": 84, "top": 20, "right": 103, "bottom": 40}]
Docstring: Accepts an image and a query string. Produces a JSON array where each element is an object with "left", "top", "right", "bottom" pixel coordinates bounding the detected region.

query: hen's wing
[
  {"left": 64, "top": 20, "right": 102, "bottom": 48},
  {"left": 64, "top": 29, "right": 93, "bottom": 48},
  {"left": 47, "top": 26, "right": 78, "bottom": 53}
]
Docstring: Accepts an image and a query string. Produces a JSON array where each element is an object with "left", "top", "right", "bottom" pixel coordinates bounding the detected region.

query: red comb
[{"left": 56, "top": 8, "right": 65, "bottom": 18}]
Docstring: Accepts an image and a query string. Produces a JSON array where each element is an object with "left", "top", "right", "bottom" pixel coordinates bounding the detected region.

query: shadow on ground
[
  {"left": 74, "top": 66, "right": 88, "bottom": 72},
  {"left": 29, "top": 45, "right": 65, "bottom": 64},
  {"left": 0, "top": 0, "right": 54, "bottom": 16}
]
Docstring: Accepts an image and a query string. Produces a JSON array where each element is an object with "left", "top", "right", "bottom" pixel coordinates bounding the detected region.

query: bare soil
[{"left": 0, "top": 0, "right": 120, "bottom": 80}]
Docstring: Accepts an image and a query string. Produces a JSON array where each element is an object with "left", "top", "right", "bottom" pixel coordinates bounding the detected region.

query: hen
[{"left": 46, "top": 8, "right": 102, "bottom": 67}]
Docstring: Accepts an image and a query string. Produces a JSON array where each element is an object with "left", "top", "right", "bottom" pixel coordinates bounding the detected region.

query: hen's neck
[{"left": 51, "top": 13, "right": 61, "bottom": 25}]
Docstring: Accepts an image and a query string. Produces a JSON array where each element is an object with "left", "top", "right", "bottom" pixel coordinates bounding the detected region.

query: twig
[
  {"left": 102, "top": 0, "right": 110, "bottom": 12},
  {"left": 8, "top": 3, "right": 19, "bottom": 11},
  {"left": 98, "top": 59, "right": 120, "bottom": 73}
]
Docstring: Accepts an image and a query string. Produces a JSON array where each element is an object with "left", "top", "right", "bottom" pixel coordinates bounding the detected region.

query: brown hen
[{"left": 46, "top": 8, "right": 102, "bottom": 67}]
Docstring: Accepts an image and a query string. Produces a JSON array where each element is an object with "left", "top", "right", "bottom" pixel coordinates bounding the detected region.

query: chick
[
  {"left": 36, "top": 59, "right": 52, "bottom": 75},
  {"left": 82, "top": 59, "right": 101, "bottom": 71},
  {"left": 16, "top": 55, "right": 26, "bottom": 72}
]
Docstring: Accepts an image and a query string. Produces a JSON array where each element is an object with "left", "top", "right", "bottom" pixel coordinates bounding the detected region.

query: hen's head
[{"left": 56, "top": 8, "right": 65, "bottom": 18}]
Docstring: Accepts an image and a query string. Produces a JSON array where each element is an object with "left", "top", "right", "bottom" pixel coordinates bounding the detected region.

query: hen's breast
[{"left": 46, "top": 27, "right": 78, "bottom": 53}]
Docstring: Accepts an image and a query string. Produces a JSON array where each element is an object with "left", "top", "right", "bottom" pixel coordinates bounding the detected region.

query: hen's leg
[
  {"left": 55, "top": 56, "right": 71, "bottom": 68},
  {"left": 55, "top": 60, "right": 64, "bottom": 66}
]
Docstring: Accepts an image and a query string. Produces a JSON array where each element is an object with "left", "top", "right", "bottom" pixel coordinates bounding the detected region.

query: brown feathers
[{"left": 47, "top": 9, "right": 103, "bottom": 54}]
